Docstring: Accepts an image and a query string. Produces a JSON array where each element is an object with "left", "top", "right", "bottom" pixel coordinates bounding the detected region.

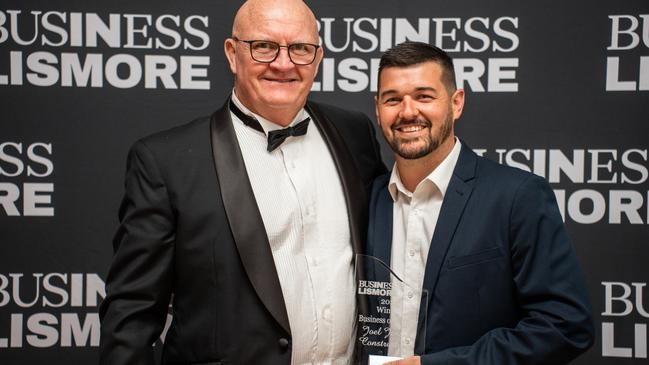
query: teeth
[{"left": 400, "top": 125, "right": 423, "bottom": 132}]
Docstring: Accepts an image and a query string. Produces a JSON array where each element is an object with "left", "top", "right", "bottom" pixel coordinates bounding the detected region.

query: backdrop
[{"left": 1, "top": 1, "right": 648, "bottom": 364}]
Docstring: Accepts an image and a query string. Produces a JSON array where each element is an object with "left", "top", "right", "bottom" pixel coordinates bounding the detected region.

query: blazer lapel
[
  {"left": 209, "top": 99, "right": 290, "bottom": 334},
  {"left": 421, "top": 142, "right": 477, "bottom": 297},
  {"left": 305, "top": 101, "right": 367, "bottom": 255}
]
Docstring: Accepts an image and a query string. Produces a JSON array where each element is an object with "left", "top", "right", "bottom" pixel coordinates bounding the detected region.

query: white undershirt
[
  {"left": 231, "top": 92, "right": 356, "bottom": 365},
  {"left": 387, "top": 139, "right": 462, "bottom": 356}
]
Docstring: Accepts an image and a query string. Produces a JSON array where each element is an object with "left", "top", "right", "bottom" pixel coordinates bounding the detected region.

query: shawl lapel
[{"left": 209, "top": 99, "right": 290, "bottom": 334}]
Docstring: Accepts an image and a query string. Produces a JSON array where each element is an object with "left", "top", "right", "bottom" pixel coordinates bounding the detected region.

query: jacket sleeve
[
  {"left": 420, "top": 175, "right": 594, "bottom": 365},
  {"left": 99, "top": 140, "right": 175, "bottom": 365}
]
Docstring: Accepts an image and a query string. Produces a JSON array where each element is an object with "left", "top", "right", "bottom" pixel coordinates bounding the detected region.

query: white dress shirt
[
  {"left": 230, "top": 92, "right": 356, "bottom": 365},
  {"left": 387, "top": 139, "right": 462, "bottom": 357}
]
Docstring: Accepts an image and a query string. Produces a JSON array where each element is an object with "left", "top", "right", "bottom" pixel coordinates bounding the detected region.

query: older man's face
[{"left": 225, "top": 5, "right": 322, "bottom": 121}]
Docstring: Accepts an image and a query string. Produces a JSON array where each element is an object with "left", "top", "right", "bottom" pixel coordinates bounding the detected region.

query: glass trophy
[{"left": 355, "top": 254, "right": 428, "bottom": 365}]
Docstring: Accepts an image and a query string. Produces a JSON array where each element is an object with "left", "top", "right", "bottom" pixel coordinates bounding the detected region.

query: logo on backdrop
[
  {"left": 0, "top": 10, "right": 210, "bottom": 90},
  {"left": 0, "top": 273, "right": 104, "bottom": 348},
  {"left": 314, "top": 16, "right": 520, "bottom": 93},
  {"left": 0, "top": 142, "right": 54, "bottom": 217},
  {"left": 601, "top": 281, "right": 648, "bottom": 359},
  {"left": 475, "top": 148, "right": 649, "bottom": 225},
  {"left": 606, "top": 14, "right": 648, "bottom": 91}
]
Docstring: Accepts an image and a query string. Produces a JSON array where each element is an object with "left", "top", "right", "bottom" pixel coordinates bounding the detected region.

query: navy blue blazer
[{"left": 366, "top": 141, "right": 594, "bottom": 365}]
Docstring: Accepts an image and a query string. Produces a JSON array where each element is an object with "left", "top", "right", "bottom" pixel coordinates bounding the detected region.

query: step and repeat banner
[{"left": 1, "top": 1, "right": 647, "bottom": 364}]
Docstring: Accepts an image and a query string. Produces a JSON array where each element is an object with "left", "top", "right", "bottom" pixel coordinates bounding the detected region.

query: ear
[
  {"left": 311, "top": 46, "right": 324, "bottom": 76},
  {"left": 224, "top": 38, "right": 237, "bottom": 74},
  {"left": 451, "top": 88, "right": 465, "bottom": 121}
]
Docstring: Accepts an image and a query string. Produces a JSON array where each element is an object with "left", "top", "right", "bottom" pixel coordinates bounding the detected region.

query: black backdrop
[{"left": 1, "top": 1, "right": 648, "bottom": 364}]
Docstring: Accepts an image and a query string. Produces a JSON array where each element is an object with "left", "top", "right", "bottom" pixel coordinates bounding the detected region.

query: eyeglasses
[{"left": 232, "top": 37, "right": 320, "bottom": 65}]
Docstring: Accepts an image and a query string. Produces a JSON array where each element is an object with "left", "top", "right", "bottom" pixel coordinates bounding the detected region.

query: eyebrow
[
  {"left": 244, "top": 35, "right": 317, "bottom": 44},
  {"left": 379, "top": 86, "right": 438, "bottom": 100}
]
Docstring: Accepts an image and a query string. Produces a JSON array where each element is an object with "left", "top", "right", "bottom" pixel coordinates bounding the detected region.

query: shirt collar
[
  {"left": 231, "top": 89, "right": 309, "bottom": 135},
  {"left": 388, "top": 138, "right": 462, "bottom": 202}
]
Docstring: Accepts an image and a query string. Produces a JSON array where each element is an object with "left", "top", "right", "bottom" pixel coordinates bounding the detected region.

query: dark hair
[{"left": 378, "top": 41, "right": 457, "bottom": 92}]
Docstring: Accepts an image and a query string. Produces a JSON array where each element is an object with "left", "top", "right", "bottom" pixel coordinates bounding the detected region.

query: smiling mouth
[
  {"left": 397, "top": 125, "right": 425, "bottom": 132},
  {"left": 393, "top": 120, "right": 431, "bottom": 134},
  {"left": 263, "top": 78, "right": 297, "bottom": 83}
]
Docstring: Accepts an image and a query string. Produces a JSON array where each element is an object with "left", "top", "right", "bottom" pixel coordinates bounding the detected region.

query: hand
[{"left": 385, "top": 356, "right": 421, "bottom": 365}]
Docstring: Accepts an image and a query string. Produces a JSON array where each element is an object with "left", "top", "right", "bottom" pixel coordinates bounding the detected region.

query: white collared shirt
[
  {"left": 230, "top": 92, "right": 355, "bottom": 365},
  {"left": 387, "top": 139, "right": 462, "bottom": 357}
]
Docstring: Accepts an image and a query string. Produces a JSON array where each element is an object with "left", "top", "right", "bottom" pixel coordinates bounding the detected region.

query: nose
[
  {"left": 269, "top": 47, "right": 295, "bottom": 71},
  {"left": 399, "top": 96, "right": 419, "bottom": 120}
]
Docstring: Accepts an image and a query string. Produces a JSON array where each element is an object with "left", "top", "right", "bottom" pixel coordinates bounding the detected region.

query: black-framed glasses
[{"left": 232, "top": 37, "right": 320, "bottom": 65}]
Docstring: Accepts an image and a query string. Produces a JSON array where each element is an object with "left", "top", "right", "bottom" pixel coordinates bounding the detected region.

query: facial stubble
[{"left": 389, "top": 105, "right": 454, "bottom": 160}]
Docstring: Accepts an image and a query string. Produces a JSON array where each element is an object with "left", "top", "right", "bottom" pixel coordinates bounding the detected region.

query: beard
[{"left": 388, "top": 109, "right": 454, "bottom": 160}]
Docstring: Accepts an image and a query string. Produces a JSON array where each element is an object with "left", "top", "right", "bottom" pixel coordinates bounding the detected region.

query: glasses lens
[
  {"left": 289, "top": 43, "right": 317, "bottom": 65},
  {"left": 245, "top": 40, "right": 317, "bottom": 65},
  {"left": 250, "top": 41, "right": 279, "bottom": 62}
]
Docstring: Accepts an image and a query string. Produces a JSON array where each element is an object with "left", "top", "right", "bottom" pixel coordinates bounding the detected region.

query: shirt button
[
  {"left": 322, "top": 304, "right": 332, "bottom": 322},
  {"left": 405, "top": 337, "right": 411, "bottom": 345},
  {"left": 408, "top": 291, "right": 414, "bottom": 299},
  {"left": 409, "top": 249, "right": 415, "bottom": 257}
]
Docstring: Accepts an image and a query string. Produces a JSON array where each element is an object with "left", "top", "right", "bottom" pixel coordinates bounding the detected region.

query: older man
[{"left": 99, "top": 1, "right": 385, "bottom": 364}]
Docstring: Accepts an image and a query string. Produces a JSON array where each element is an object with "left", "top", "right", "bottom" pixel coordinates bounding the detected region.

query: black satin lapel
[
  {"left": 305, "top": 102, "right": 367, "bottom": 255},
  {"left": 209, "top": 99, "right": 290, "bottom": 334}
]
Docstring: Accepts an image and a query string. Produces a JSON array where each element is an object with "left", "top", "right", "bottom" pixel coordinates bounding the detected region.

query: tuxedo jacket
[
  {"left": 99, "top": 98, "right": 386, "bottom": 365},
  {"left": 366, "top": 141, "right": 594, "bottom": 365}
]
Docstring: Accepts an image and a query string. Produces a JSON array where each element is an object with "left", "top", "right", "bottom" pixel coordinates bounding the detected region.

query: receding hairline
[{"left": 232, "top": 0, "right": 319, "bottom": 38}]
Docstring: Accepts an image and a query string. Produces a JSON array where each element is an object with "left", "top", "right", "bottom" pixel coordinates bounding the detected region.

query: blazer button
[{"left": 278, "top": 338, "right": 290, "bottom": 348}]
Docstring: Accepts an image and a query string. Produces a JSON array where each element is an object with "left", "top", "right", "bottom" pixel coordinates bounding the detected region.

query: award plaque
[{"left": 355, "top": 254, "right": 428, "bottom": 364}]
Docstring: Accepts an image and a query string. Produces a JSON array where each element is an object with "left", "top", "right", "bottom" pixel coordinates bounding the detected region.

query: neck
[
  {"left": 256, "top": 107, "right": 300, "bottom": 127},
  {"left": 395, "top": 137, "right": 456, "bottom": 192},
  {"left": 233, "top": 90, "right": 303, "bottom": 127}
]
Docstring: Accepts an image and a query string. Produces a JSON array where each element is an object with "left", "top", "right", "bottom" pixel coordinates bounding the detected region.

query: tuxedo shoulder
[
  {"left": 135, "top": 115, "right": 212, "bottom": 152},
  {"left": 307, "top": 100, "right": 371, "bottom": 125},
  {"left": 308, "top": 99, "right": 365, "bottom": 117}
]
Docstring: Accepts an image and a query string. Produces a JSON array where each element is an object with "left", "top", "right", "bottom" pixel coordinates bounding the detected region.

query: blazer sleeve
[
  {"left": 99, "top": 140, "right": 176, "bottom": 365},
  {"left": 420, "top": 174, "right": 594, "bottom": 365}
]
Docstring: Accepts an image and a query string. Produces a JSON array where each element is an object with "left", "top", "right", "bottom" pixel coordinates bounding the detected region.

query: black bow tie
[
  {"left": 266, "top": 118, "right": 310, "bottom": 152},
  {"left": 229, "top": 100, "right": 310, "bottom": 152}
]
